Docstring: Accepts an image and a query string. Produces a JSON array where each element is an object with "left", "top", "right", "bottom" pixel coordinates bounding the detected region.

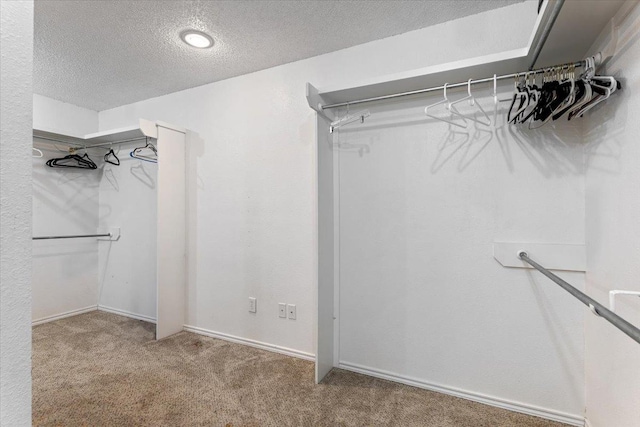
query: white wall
[
  {"left": 0, "top": 1, "right": 33, "bottom": 425},
  {"left": 31, "top": 96, "right": 101, "bottom": 322},
  {"left": 336, "top": 89, "right": 585, "bottom": 422},
  {"left": 98, "top": 0, "right": 537, "bottom": 360},
  {"left": 97, "top": 142, "right": 157, "bottom": 321},
  {"left": 584, "top": 3, "right": 640, "bottom": 427},
  {"left": 31, "top": 150, "right": 101, "bottom": 321},
  {"left": 33, "top": 93, "right": 98, "bottom": 136}
]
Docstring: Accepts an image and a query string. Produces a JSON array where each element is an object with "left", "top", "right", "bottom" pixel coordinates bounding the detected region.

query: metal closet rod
[
  {"left": 519, "top": 252, "right": 640, "bottom": 345},
  {"left": 33, "top": 135, "right": 149, "bottom": 149},
  {"left": 321, "top": 57, "right": 594, "bottom": 110},
  {"left": 33, "top": 233, "right": 111, "bottom": 240}
]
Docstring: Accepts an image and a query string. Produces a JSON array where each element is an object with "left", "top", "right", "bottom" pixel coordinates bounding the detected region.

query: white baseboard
[
  {"left": 183, "top": 324, "right": 315, "bottom": 362},
  {"left": 32, "top": 309, "right": 583, "bottom": 426},
  {"left": 97, "top": 305, "right": 156, "bottom": 324},
  {"left": 32, "top": 305, "right": 98, "bottom": 326},
  {"left": 338, "top": 361, "right": 585, "bottom": 427},
  {"left": 32, "top": 308, "right": 313, "bottom": 365}
]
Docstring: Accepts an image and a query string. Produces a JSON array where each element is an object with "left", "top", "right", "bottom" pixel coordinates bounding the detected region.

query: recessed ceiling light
[{"left": 180, "top": 30, "right": 214, "bottom": 49}]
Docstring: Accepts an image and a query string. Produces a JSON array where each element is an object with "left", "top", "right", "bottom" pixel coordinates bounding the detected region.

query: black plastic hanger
[
  {"left": 553, "top": 80, "right": 585, "bottom": 121},
  {"left": 104, "top": 148, "right": 120, "bottom": 166},
  {"left": 46, "top": 153, "right": 97, "bottom": 169}
]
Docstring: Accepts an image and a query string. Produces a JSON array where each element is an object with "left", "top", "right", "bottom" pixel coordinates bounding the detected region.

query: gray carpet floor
[{"left": 32, "top": 311, "right": 568, "bottom": 426}]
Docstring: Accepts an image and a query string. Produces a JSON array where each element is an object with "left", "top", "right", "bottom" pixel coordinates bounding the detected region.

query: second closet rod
[
  {"left": 33, "top": 233, "right": 111, "bottom": 240},
  {"left": 321, "top": 53, "right": 601, "bottom": 110}
]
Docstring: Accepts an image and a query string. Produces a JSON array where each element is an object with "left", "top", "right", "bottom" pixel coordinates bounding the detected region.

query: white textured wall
[
  {"left": 0, "top": 1, "right": 34, "bottom": 426},
  {"left": 32, "top": 96, "right": 100, "bottom": 322},
  {"left": 33, "top": 94, "right": 98, "bottom": 136},
  {"left": 337, "top": 91, "right": 585, "bottom": 421},
  {"left": 98, "top": 0, "right": 537, "bottom": 360},
  {"left": 31, "top": 154, "right": 100, "bottom": 321},
  {"left": 98, "top": 141, "right": 157, "bottom": 320},
  {"left": 584, "top": 3, "right": 640, "bottom": 427}
]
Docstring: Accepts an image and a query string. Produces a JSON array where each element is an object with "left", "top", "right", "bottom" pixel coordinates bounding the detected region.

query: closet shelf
[
  {"left": 33, "top": 119, "right": 158, "bottom": 148},
  {"left": 307, "top": 0, "right": 624, "bottom": 115}
]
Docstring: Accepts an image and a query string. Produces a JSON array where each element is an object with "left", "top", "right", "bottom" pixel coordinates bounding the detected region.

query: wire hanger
[
  {"left": 447, "top": 79, "right": 492, "bottom": 126},
  {"left": 424, "top": 83, "right": 467, "bottom": 128},
  {"left": 130, "top": 138, "right": 158, "bottom": 163},
  {"left": 104, "top": 147, "right": 120, "bottom": 166},
  {"left": 32, "top": 147, "right": 43, "bottom": 158}
]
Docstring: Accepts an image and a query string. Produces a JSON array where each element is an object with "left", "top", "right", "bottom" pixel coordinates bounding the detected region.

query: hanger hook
[
  {"left": 443, "top": 83, "right": 449, "bottom": 100},
  {"left": 467, "top": 79, "right": 473, "bottom": 97}
]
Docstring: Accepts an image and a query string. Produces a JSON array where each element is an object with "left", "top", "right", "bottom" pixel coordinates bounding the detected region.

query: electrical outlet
[
  {"left": 278, "top": 303, "right": 287, "bottom": 318},
  {"left": 249, "top": 297, "right": 257, "bottom": 313},
  {"left": 287, "top": 304, "right": 296, "bottom": 320}
]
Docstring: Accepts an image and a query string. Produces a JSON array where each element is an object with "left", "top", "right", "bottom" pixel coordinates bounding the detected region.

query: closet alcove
[
  {"left": 32, "top": 119, "right": 187, "bottom": 340},
  {"left": 308, "top": 1, "right": 630, "bottom": 425}
]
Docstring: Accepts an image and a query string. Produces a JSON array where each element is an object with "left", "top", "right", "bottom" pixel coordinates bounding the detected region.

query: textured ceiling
[{"left": 34, "top": 0, "right": 524, "bottom": 111}]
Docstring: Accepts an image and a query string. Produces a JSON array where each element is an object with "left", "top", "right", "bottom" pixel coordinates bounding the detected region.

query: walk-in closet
[
  {"left": 32, "top": 120, "right": 187, "bottom": 339},
  {"left": 1, "top": 1, "right": 638, "bottom": 427}
]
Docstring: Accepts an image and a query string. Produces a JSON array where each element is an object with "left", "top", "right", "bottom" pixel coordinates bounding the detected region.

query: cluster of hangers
[
  {"left": 46, "top": 152, "right": 98, "bottom": 169},
  {"left": 329, "top": 55, "right": 619, "bottom": 133},
  {"left": 507, "top": 57, "right": 620, "bottom": 128},
  {"left": 41, "top": 138, "right": 158, "bottom": 169},
  {"left": 424, "top": 79, "right": 493, "bottom": 128}
]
